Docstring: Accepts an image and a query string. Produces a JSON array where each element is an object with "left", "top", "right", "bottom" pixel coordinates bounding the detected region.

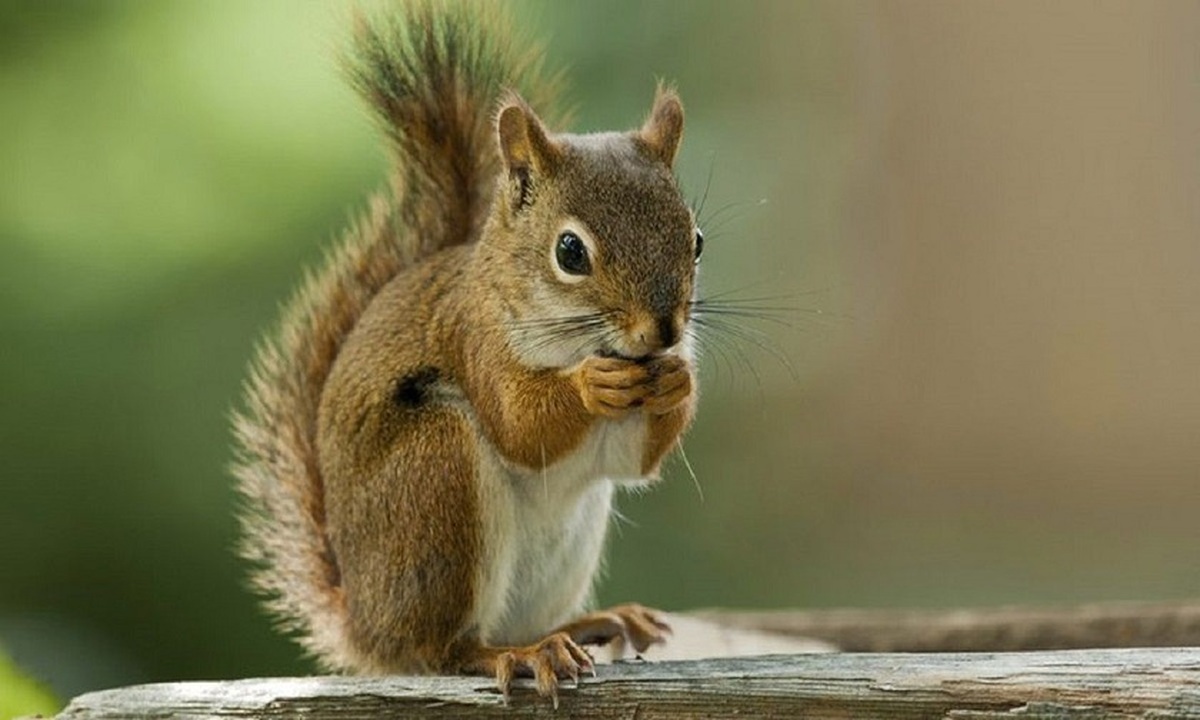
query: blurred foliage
[
  {"left": 5, "top": 0, "right": 1200, "bottom": 706},
  {"left": 2, "top": 0, "right": 378, "bottom": 696},
  {"left": 0, "top": 647, "right": 59, "bottom": 720}
]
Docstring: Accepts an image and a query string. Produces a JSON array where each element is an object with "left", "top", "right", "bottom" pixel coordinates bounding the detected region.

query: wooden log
[
  {"left": 693, "top": 601, "right": 1200, "bottom": 652},
  {"left": 59, "top": 648, "right": 1200, "bottom": 719}
]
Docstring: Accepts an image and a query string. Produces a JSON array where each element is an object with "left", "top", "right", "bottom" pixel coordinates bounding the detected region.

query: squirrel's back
[{"left": 231, "top": 1, "right": 561, "bottom": 668}]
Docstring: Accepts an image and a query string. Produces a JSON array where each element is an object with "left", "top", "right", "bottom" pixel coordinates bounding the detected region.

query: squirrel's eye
[
  {"left": 694, "top": 230, "right": 704, "bottom": 262},
  {"left": 555, "top": 232, "right": 591, "bottom": 275}
]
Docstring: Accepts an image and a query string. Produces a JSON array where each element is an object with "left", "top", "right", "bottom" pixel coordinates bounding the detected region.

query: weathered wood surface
[
  {"left": 696, "top": 600, "right": 1200, "bottom": 652},
  {"left": 598, "top": 614, "right": 835, "bottom": 662},
  {"left": 60, "top": 648, "right": 1200, "bottom": 719}
]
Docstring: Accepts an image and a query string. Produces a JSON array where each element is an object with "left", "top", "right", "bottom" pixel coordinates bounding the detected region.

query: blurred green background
[{"left": 4, "top": 0, "right": 1199, "bottom": 711}]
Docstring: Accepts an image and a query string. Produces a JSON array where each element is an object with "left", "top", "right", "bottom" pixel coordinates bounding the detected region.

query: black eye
[
  {"left": 694, "top": 229, "right": 704, "bottom": 262},
  {"left": 555, "top": 232, "right": 591, "bottom": 275}
]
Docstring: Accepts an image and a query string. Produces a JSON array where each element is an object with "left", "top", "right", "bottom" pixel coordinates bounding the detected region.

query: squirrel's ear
[
  {"left": 638, "top": 85, "right": 684, "bottom": 168},
  {"left": 497, "top": 94, "right": 560, "bottom": 210}
]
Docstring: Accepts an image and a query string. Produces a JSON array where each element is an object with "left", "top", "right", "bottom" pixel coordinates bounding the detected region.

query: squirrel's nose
[
  {"left": 628, "top": 309, "right": 686, "bottom": 355},
  {"left": 632, "top": 313, "right": 681, "bottom": 354}
]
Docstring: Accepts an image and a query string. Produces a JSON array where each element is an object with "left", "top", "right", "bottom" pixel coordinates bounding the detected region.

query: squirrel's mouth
[
  {"left": 596, "top": 346, "right": 662, "bottom": 364},
  {"left": 596, "top": 347, "right": 636, "bottom": 361}
]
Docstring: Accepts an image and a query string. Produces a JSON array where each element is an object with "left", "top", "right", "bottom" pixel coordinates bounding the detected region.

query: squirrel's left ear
[
  {"left": 638, "top": 85, "right": 684, "bottom": 168},
  {"left": 497, "top": 92, "right": 561, "bottom": 211}
]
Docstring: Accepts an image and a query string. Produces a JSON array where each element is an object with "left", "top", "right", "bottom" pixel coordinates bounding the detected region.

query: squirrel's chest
[
  {"left": 473, "top": 416, "right": 648, "bottom": 644},
  {"left": 549, "top": 414, "right": 650, "bottom": 486}
]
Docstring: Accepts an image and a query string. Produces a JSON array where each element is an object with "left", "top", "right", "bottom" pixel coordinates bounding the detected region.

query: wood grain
[{"left": 60, "top": 648, "right": 1200, "bottom": 719}]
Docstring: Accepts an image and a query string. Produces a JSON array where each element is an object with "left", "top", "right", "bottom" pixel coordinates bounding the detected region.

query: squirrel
[{"left": 233, "top": 0, "right": 701, "bottom": 702}]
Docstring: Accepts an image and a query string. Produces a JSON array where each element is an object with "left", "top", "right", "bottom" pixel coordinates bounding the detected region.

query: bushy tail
[{"left": 232, "top": 0, "right": 561, "bottom": 669}]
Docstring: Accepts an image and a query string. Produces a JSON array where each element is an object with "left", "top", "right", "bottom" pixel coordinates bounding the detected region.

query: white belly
[{"left": 473, "top": 414, "right": 649, "bottom": 645}]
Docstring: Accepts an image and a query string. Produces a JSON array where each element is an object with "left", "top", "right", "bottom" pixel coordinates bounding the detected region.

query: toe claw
[
  {"left": 481, "top": 632, "right": 592, "bottom": 706},
  {"left": 494, "top": 651, "right": 516, "bottom": 702}
]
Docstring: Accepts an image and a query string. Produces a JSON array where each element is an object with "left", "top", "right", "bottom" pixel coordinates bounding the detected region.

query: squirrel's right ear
[
  {"left": 497, "top": 94, "right": 561, "bottom": 211},
  {"left": 638, "top": 85, "right": 684, "bottom": 169}
]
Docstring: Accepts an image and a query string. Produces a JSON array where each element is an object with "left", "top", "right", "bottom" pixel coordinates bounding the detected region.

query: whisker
[
  {"left": 693, "top": 294, "right": 839, "bottom": 311},
  {"left": 608, "top": 502, "right": 637, "bottom": 534},
  {"left": 698, "top": 200, "right": 738, "bottom": 229},
  {"left": 689, "top": 326, "right": 737, "bottom": 390},
  {"left": 692, "top": 293, "right": 854, "bottom": 327},
  {"left": 691, "top": 306, "right": 794, "bottom": 328},
  {"left": 685, "top": 327, "right": 717, "bottom": 384},
  {"left": 504, "top": 312, "right": 612, "bottom": 330},
  {"left": 694, "top": 284, "right": 790, "bottom": 302},
  {"left": 517, "top": 318, "right": 604, "bottom": 340},
  {"left": 689, "top": 317, "right": 765, "bottom": 392},
  {"left": 566, "top": 325, "right": 609, "bottom": 361},
  {"left": 510, "top": 311, "right": 616, "bottom": 363},
  {"left": 693, "top": 297, "right": 796, "bottom": 309},
  {"left": 522, "top": 323, "right": 606, "bottom": 355},
  {"left": 694, "top": 281, "right": 842, "bottom": 311},
  {"left": 676, "top": 440, "right": 704, "bottom": 503},
  {"left": 692, "top": 315, "right": 800, "bottom": 382},
  {"left": 691, "top": 154, "right": 717, "bottom": 221},
  {"left": 698, "top": 198, "right": 767, "bottom": 237}
]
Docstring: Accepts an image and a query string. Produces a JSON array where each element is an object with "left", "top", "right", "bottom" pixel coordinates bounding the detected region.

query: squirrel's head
[{"left": 487, "top": 87, "right": 700, "bottom": 368}]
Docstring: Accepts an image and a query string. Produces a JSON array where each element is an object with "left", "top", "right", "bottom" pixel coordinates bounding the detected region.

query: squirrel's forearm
[
  {"left": 642, "top": 398, "right": 695, "bottom": 476},
  {"left": 470, "top": 365, "right": 595, "bottom": 470}
]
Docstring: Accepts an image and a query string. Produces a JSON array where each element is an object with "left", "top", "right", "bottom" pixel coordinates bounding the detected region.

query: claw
[
  {"left": 494, "top": 650, "right": 516, "bottom": 702},
  {"left": 475, "top": 632, "right": 591, "bottom": 706}
]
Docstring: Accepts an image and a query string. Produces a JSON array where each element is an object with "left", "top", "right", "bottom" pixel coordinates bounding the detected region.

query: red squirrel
[{"left": 234, "top": 1, "right": 700, "bottom": 702}]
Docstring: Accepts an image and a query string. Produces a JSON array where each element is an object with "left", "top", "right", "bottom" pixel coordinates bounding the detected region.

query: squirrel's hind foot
[{"left": 463, "top": 632, "right": 594, "bottom": 708}]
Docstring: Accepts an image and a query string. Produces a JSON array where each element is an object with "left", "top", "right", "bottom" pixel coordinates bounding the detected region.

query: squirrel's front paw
[
  {"left": 555, "top": 602, "right": 672, "bottom": 657},
  {"left": 570, "top": 355, "right": 693, "bottom": 418},
  {"left": 570, "top": 356, "right": 651, "bottom": 418},
  {"left": 642, "top": 355, "right": 693, "bottom": 415}
]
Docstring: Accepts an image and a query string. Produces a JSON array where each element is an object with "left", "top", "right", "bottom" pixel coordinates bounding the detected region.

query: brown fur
[{"left": 235, "top": 1, "right": 700, "bottom": 694}]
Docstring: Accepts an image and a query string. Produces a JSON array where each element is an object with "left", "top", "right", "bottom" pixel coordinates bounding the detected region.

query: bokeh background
[{"left": 3, "top": 0, "right": 1199, "bottom": 710}]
